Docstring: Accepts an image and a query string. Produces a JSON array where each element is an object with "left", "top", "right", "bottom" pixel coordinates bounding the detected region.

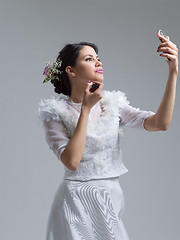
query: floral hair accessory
[{"left": 43, "top": 60, "right": 62, "bottom": 84}]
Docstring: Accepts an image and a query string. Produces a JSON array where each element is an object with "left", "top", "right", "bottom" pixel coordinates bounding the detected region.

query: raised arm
[{"left": 144, "top": 34, "right": 178, "bottom": 132}]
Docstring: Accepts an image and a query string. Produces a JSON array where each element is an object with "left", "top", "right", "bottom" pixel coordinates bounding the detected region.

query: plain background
[{"left": 0, "top": 0, "right": 179, "bottom": 239}]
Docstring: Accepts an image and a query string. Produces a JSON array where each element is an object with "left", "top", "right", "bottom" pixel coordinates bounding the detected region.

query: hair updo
[{"left": 53, "top": 42, "right": 98, "bottom": 96}]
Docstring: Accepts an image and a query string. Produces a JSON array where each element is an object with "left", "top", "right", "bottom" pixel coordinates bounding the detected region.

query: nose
[{"left": 95, "top": 59, "right": 102, "bottom": 67}]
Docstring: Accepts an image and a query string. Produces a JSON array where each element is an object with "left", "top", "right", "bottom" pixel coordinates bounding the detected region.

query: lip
[{"left": 95, "top": 68, "right": 103, "bottom": 73}]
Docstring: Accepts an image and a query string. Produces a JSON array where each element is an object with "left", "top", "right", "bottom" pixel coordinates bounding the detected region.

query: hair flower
[{"left": 43, "top": 60, "right": 62, "bottom": 84}]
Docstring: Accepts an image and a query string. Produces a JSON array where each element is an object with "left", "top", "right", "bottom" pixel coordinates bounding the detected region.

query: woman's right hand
[{"left": 82, "top": 81, "right": 104, "bottom": 111}]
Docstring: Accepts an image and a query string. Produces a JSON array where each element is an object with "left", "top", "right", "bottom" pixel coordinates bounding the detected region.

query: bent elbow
[
  {"left": 61, "top": 151, "right": 79, "bottom": 171},
  {"left": 62, "top": 160, "right": 79, "bottom": 171},
  {"left": 160, "top": 123, "right": 169, "bottom": 131},
  {"left": 68, "top": 161, "right": 79, "bottom": 171},
  {"left": 162, "top": 126, "right": 168, "bottom": 131}
]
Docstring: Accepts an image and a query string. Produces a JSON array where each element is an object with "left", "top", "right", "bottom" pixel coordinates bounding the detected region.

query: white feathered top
[{"left": 38, "top": 90, "right": 155, "bottom": 181}]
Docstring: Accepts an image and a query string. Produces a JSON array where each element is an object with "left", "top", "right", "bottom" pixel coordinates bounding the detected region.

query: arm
[
  {"left": 61, "top": 105, "right": 90, "bottom": 170},
  {"left": 144, "top": 34, "right": 178, "bottom": 132},
  {"left": 61, "top": 81, "right": 104, "bottom": 170}
]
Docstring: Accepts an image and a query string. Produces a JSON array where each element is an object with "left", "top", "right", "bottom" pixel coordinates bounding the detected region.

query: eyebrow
[{"left": 83, "top": 54, "right": 99, "bottom": 58}]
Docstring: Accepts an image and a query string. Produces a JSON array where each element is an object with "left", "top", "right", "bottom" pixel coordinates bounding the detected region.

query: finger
[
  {"left": 91, "top": 80, "right": 101, "bottom": 85},
  {"left": 95, "top": 83, "right": 104, "bottom": 94},
  {"left": 157, "top": 33, "right": 178, "bottom": 52},
  {"left": 85, "top": 81, "right": 93, "bottom": 92},
  {"left": 156, "top": 33, "right": 176, "bottom": 50},
  {"left": 98, "top": 82, "right": 104, "bottom": 90},
  {"left": 159, "top": 53, "right": 176, "bottom": 61},
  {"left": 158, "top": 41, "right": 178, "bottom": 52},
  {"left": 166, "top": 35, "right": 170, "bottom": 41},
  {"left": 157, "top": 33, "right": 168, "bottom": 43},
  {"left": 158, "top": 46, "right": 178, "bottom": 56}
]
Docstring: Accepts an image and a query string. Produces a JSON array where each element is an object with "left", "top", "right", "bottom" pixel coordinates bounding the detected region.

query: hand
[
  {"left": 157, "top": 33, "right": 178, "bottom": 73},
  {"left": 82, "top": 81, "right": 104, "bottom": 111}
]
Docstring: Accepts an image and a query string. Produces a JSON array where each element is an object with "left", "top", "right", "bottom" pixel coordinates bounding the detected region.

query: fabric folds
[{"left": 46, "top": 177, "right": 129, "bottom": 240}]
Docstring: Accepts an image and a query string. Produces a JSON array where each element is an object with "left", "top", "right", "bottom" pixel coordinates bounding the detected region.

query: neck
[
  {"left": 70, "top": 92, "right": 83, "bottom": 103},
  {"left": 70, "top": 86, "right": 86, "bottom": 103},
  {"left": 70, "top": 96, "right": 82, "bottom": 103}
]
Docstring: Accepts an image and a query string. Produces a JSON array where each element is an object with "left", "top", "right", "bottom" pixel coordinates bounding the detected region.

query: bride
[{"left": 38, "top": 35, "right": 178, "bottom": 240}]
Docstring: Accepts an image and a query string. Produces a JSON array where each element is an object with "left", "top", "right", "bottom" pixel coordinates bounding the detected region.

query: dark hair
[{"left": 53, "top": 42, "right": 98, "bottom": 96}]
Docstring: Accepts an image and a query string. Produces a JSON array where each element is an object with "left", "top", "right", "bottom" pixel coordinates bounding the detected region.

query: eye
[
  {"left": 85, "top": 57, "right": 101, "bottom": 62},
  {"left": 85, "top": 57, "right": 92, "bottom": 61}
]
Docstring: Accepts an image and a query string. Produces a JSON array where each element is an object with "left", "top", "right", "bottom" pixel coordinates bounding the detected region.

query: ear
[{"left": 65, "top": 66, "right": 76, "bottom": 77}]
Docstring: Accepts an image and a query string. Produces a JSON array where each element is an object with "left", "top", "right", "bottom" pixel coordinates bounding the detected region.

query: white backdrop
[{"left": 0, "top": 0, "right": 179, "bottom": 239}]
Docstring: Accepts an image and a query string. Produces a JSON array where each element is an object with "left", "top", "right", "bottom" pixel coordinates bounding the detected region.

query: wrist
[
  {"left": 81, "top": 104, "right": 91, "bottom": 115},
  {"left": 169, "top": 67, "right": 178, "bottom": 76},
  {"left": 169, "top": 63, "right": 178, "bottom": 75}
]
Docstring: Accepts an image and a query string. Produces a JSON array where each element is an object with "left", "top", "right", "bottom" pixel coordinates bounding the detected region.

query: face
[{"left": 70, "top": 45, "right": 104, "bottom": 84}]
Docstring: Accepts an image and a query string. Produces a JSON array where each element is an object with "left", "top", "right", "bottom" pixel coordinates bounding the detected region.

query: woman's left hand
[{"left": 157, "top": 33, "right": 178, "bottom": 73}]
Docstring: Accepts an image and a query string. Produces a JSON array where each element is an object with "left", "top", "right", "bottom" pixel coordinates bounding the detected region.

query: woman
[{"left": 38, "top": 34, "right": 178, "bottom": 240}]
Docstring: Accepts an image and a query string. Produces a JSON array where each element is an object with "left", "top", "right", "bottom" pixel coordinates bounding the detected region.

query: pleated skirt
[{"left": 46, "top": 176, "right": 129, "bottom": 240}]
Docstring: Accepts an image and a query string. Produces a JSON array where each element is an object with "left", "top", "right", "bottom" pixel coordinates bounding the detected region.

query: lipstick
[{"left": 96, "top": 68, "right": 103, "bottom": 73}]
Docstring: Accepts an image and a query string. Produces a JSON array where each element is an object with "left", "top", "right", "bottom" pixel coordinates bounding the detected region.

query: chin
[
  {"left": 98, "top": 78, "right": 104, "bottom": 83},
  {"left": 93, "top": 80, "right": 103, "bottom": 84},
  {"left": 95, "top": 76, "right": 104, "bottom": 83}
]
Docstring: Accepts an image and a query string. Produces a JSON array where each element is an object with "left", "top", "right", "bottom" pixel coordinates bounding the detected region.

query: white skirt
[{"left": 46, "top": 176, "right": 129, "bottom": 240}]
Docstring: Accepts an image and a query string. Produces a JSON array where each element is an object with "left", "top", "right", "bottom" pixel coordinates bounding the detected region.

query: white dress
[{"left": 38, "top": 90, "right": 155, "bottom": 240}]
